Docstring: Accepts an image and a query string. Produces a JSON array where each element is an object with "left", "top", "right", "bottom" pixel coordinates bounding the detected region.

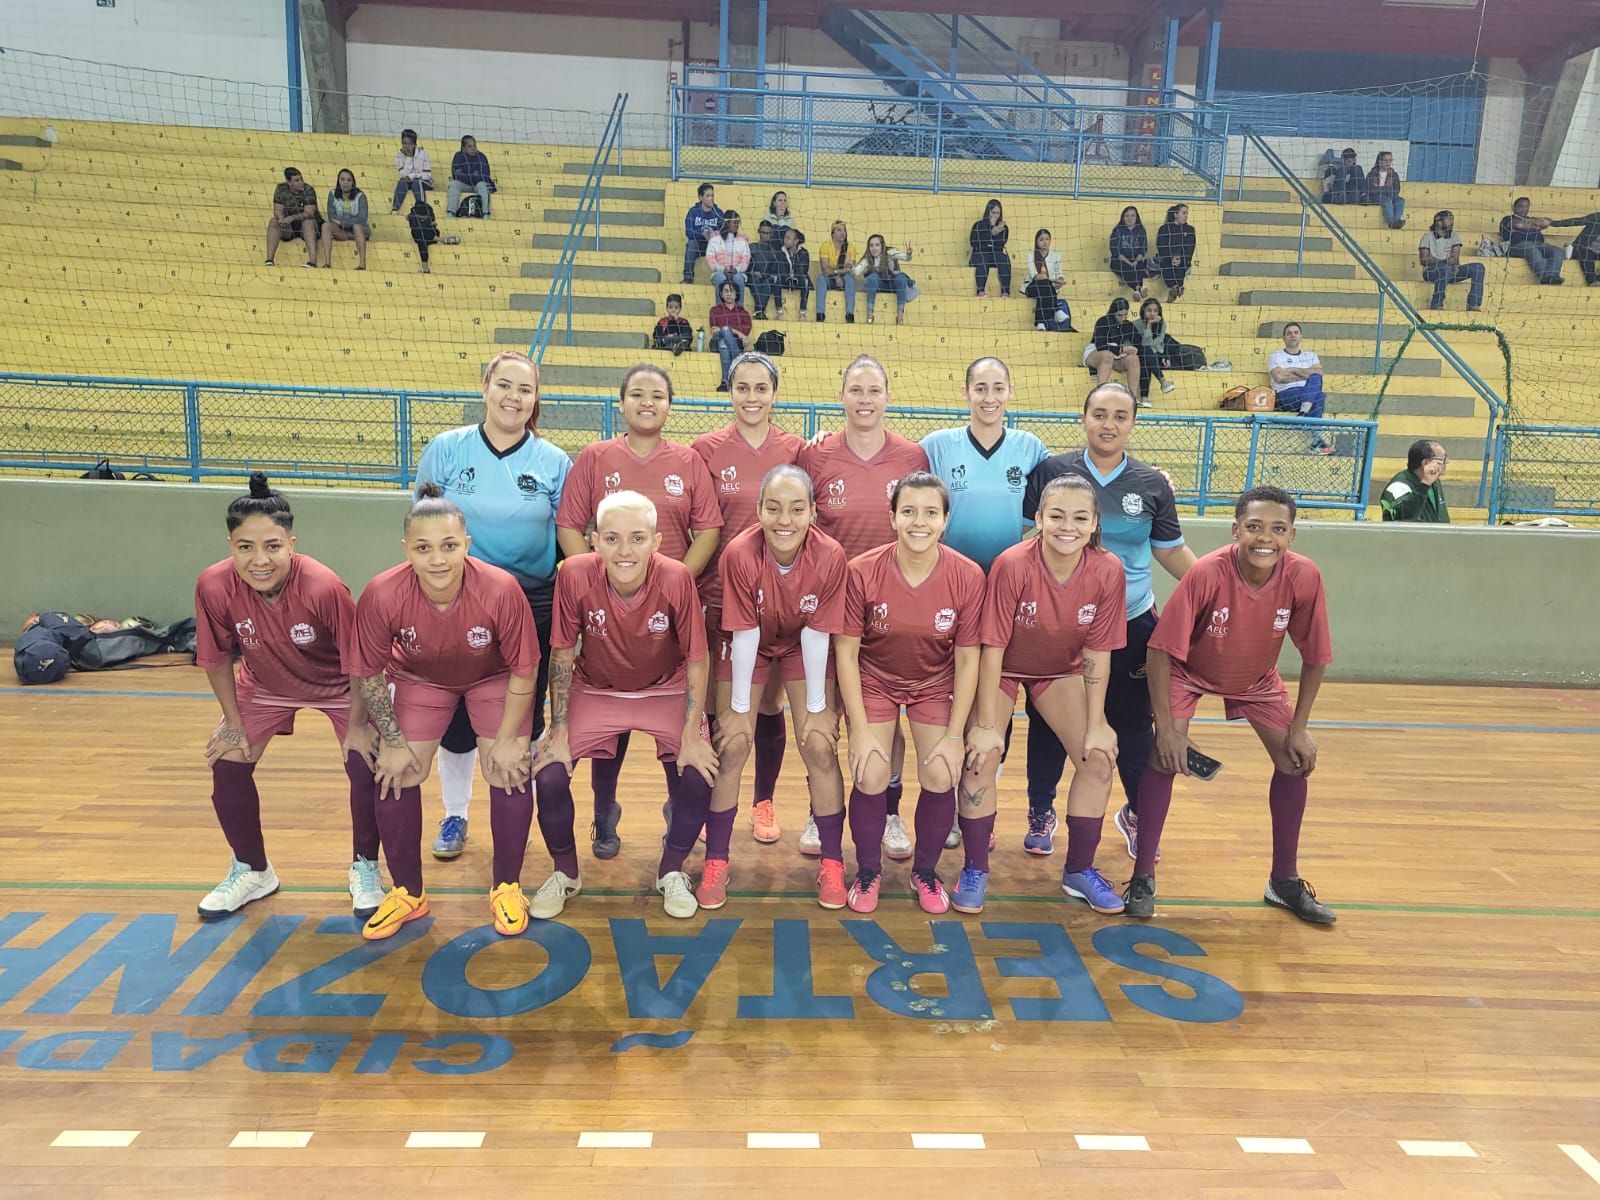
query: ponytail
[{"left": 406, "top": 480, "right": 466, "bottom": 531}]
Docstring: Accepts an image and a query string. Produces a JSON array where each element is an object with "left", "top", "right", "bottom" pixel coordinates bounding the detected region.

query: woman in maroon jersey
[
  {"left": 707, "top": 464, "right": 851, "bottom": 909},
  {"left": 352, "top": 484, "right": 540, "bottom": 941},
  {"left": 691, "top": 351, "right": 806, "bottom": 847},
  {"left": 527, "top": 490, "right": 720, "bottom": 921},
  {"left": 962, "top": 475, "right": 1127, "bottom": 917},
  {"left": 834, "top": 471, "right": 985, "bottom": 915},
  {"left": 194, "top": 473, "right": 384, "bottom": 923},
  {"left": 555, "top": 364, "right": 722, "bottom": 859}
]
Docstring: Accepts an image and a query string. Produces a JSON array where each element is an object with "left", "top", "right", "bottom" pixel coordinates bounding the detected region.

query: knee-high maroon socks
[
  {"left": 752, "top": 712, "right": 787, "bottom": 803},
  {"left": 958, "top": 813, "right": 996, "bottom": 872},
  {"left": 813, "top": 810, "right": 846, "bottom": 862},
  {"left": 912, "top": 789, "right": 956, "bottom": 873},
  {"left": 659, "top": 764, "right": 712, "bottom": 876},
  {"left": 591, "top": 731, "right": 630, "bottom": 817},
  {"left": 344, "top": 751, "right": 381, "bottom": 862},
  {"left": 489, "top": 784, "right": 534, "bottom": 887},
  {"left": 375, "top": 784, "right": 425, "bottom": 894},
  {"left": 1062, "top": 815, "right": 1103, "bottom": 874},
  {"left": 211, "top": 759, "right": 267, "bottom": 871},
  {"left": 533, "top": 763, "right": 579, "bottom": 877},
  {"left": 1133, "top": 770, "right": 1176, "bottom": 879},
  {"left": 1268, "top": 770, "right": 1307, "bottom": 879},
  {"left": 848, "top": 787, "right": 888, "bottom": 875}
]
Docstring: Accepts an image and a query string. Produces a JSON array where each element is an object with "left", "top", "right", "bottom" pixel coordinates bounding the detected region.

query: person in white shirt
[
  {"left": 1418, "top": 210, "right": 1484, "bottom": 312},
  {"left": 391, "top": 129, "right": 432, "bottom": 215},
  {"left": 1023, "top": 228, "right": 1074, "bottom": 332},
  {"left": 1268, "top": 323, "right": 1333, "bottom": 454}
]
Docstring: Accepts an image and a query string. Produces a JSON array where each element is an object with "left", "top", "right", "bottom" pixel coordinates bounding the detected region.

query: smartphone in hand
[{"left": 1186, "top": 746, "right": 1223, "bottom": 781}]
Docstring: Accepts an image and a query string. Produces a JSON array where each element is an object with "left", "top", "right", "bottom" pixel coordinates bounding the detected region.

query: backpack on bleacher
[
  {"left": 456, "top": 192, "right": 484, "bottom": 219},
  {"left": 754, "top": 330, "right": 786, "bottom": 356}
]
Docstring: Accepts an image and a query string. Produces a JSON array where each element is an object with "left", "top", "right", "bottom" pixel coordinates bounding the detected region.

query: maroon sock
[
  {"left": 489, "top": 784, "right": 534, "bottom": 887},
  {"left": 886, "top": 774, "right": 903, "bottom": 816},
  {"left": 534, "top": 763, "right": 579, "bottom": 878},
  {"left": 704, "top": 807, "right": 737, "bottom": 862},
  {"left": 344, "top": 751, "right": 381, "bottom": 861},
  {"left": 376, "top": 784, "right": 424, "bottom": 894},
  {"left": 659, "top": 764, "right": 712, "bottom": 876},
  {"left": 591, "top": 730, "right": 630, "bottom": 818},
  {"left": 913, "top": 788, "right": 956, "bottom": 873},
  {"left": 958, "top": 813, "right": 996, "bottom": 872},
  {"left": 752, "top": 711, "right": 787, "bottom": 803},
  {"left": 814, "top": 810, "right": 846, "bottom": 862},
  {"left": 1134, "top": 770, "right": 1175, "bottom": 879},
  {"left": 210, "top": 759, "right": 267, "bottom": 871},
  {"left": 1062, "top": 815, "right": 1103, "bottom": 874},
  {"left": 1269, "top": 770, "right": 1308, "bottom": 879},
  {"left": 848, "top": 787, "right": 888, "bottom": 875}
]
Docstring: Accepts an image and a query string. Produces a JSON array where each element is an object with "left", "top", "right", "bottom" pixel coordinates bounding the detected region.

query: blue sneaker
[
  {"left": 1023, "top": 808, "right": 1057, "bottom": 856},
  {"left": 950, "top": 866, "right": 989, "bottom": 914},
  {"left": 431, "top": 815, "right": 468, "bottom": 860},
  {"left": 1061, "top": 866, "right": 1126, "bottom": 915}
]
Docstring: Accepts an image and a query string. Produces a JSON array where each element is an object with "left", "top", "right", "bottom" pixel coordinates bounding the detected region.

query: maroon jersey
[
  {"left": 555, "top": 435, "right": 723, "bottom": 564},
  {"left": 981, "top": 540, "right": 1127, "bottom": 678},
  {"left": 799, "top": 430, "right": 929, "bottom": 560},
  {"left": 1150, "top": 544, "right": 1332, "bottom": 696},
  {"left": 720, "top": 524, "right": 850, "bottom": 658},
  {"left": 691, "top": 422, "right": 806, "bottom": 609},
  {"left": 195, "top": 554, "right": 356, "bottom": 704},
  {"left": 844, "top": 543, "right": 986, "bottom": 693},
  {"left": 552, "top": 553, "right": 707, "bottom": 693},
  {"left": 352, "top": 557, "right": 538, "bottom": 688}
]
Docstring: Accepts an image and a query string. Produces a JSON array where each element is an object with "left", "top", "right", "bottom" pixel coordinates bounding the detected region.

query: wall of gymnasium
[{"left": 3, "top": 479, "right": 1598, "bottom": 687}]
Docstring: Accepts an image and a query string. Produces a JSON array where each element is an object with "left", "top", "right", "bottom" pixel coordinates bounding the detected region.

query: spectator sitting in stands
[
  {"left": 1024, "top": 228, "right": 1074, "bottom": 332},
  {"left": 1156, "top": 204, "right": 1196, "bottom": 301},
  {"left": 1419, "top": 210, "right": 1484, "bottom": 312},
  {"left": 682, "top": 182, "right": 723, "bottom": 284},
  {"left": 706, "top": 211, "right": 751, "bottom": 306},
  {"left": 1366, "top": 150, "right": 1406, "bottom": 229},
  {"left": 448, "top": 135, "right": 494, "bottom": 219},
  {"left": 1500, "top": 197, "right": 1566, "bottom": 285},
  {"left": 320, "top": 168, "right": 370, "bottom": 270},
  {"left": 390, "top": 128, "right": 432, "bottom": 215},
  {"left": 709, "top": 280, "right": 752, "bottom": 392},
  {"left": 266, "top": 166, "right": 321, "bottom": 268},
  {"left": 407, "top": 201, "right": 459, "bottom": 275},
  {"left": 766, "top": 191, "right": 796, "bottom": 237},
  {"left": 855, "top": 233, "right": 915, "bottom": 325},
  {"left": 1109, "top": 205, "right": 1156, "bottom": 298},
  {"left": 1545, "top": 210, "right": 1600, "bottom": 285},
  {"left": 815, "top": 219, "right": 856, "bottom": 323},
  {"left": 1268, "top": 322, "right": 1333, "bottom": 454},
  {"left": 1322, "top": 147, "right": 1366, "bottom": 205},
  {"left": 1381, "top": 439, "right": 1450, "bottom": 523},
  {"left": 1134, "top": 298, "right": 1181, "bottom": 399},
  {"left": 968, "top": 198, "right": 1011, "bottom": 297},
  {"left": 772, "top": 228, "right": 812, "bottom": 321},
  {"left": 652, "top": 292, "right": 694, "bottom": 356},
  {"left": 1084, "top": 297, "right": 1143, "bottom": 402},
  {"left": 749, "top": 219, "right": 781, "bottom": 319}
]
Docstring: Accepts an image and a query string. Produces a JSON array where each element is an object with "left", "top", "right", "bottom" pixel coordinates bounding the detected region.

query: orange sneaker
[
  {"left": 361, "top": 886, "right": 429, "bottom": 941},
  {"left": 817, "top": 859, "right": 847, "bottom": 910},
  {"left": 751, "top": 798, "right": 781, "bottom": 844},
  {"left": 489, "top": 881, "right": 529, "bottom": 936},
  {"left": 696, "top": 858, "right": 730, "bottom": 909}
]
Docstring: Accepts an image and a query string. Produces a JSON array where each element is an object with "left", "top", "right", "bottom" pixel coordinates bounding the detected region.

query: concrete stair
[
  {"left": 544, "top": 207, "right": 663, "bottom": 227},
  {"left": 509, "top": 293, "right": 656, "bottom": 316},
  {"left": 531, "top": 233, "right": 665, "bottom": 254},
  {"left": 1221, "top": 233, "right": 1333, "bottom": 252},
  {"left": 521, "top": 261, "right": 660, "bottom": 283},
  {"left": 561, "top": 162, "right": 671, "bottom": 178},
  {"left": 552, "top": 183, "right": 666, "bottom": 202},
  {"left": 1219, "top": 262, "right": 1357, "bottom": 279}
]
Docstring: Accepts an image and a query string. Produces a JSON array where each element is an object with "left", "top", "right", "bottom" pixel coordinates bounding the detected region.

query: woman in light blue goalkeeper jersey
[{"left": 412, "top": 351, "right": 572, "bottom": 861}]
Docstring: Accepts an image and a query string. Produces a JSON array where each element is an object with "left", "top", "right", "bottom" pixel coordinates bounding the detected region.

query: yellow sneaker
[
  {"left": 361, "top": 886, "right": 429, "bottom": 941},
  {"left": 490, "top": 881, "right": 529, "bottom": 936}
]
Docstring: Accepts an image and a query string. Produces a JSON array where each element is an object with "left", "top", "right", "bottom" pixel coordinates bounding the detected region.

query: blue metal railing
[
  {"left": 1488, "top": 424, "right": 1600, "bottom": 524},
  {"left": 528, "top": 92, "right": 628, "bottom": 363},
  {"left": 0, "top": 372, "right": 1378, "bottom": 516}
]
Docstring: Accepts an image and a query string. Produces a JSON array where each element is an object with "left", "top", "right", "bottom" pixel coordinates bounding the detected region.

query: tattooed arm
[
  {"left": 531, "top": 646, "right": 575, "bottom": 774},
  {"left": 203, "top": 662, "right": 254, "bottom": 764},
  {"left": 358, "top": 673, "right": 416, "bottom": 800},
  {"left": 674, "top": 653, "right": 719, "bottom": 786}
]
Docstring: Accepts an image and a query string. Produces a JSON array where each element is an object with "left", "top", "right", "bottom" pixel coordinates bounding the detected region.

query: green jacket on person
[{"left": 1379, "top": 468, "right": 1449, "bottom": 523}]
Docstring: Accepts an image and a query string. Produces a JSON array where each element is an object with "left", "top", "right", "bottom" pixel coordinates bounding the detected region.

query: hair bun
[
  {"left": 417, "top": 481, "right": 445, "bottom": 500},
  {"left": 248, "top": 472, "right": 273, "bottom": 498}
]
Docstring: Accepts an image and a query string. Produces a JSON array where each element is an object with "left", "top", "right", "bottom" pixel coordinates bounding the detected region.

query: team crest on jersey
[
  {"left": 603, "top": 472, "right": 622, "bottom": 490},
  {"left": 647, "top": 610, "right": 670, "bottom": 634},
  {"left": 234, "top": 618, "right": 259, "bottom": 648},
  {"left": 452, "top": 467, "right": 477, "bottom": 496},
  {"left": 1273, "top": 607, "right": 1292, "bottom": 632},
  {"left": 585, "top": 609, "right": 607, "bottom": 637},
  {"left": 289, "top": 622, "right": 316, "bottom": 646},
  {"left": 933, "top": 608, "right": 956, "bottom": 633},
  {"left": 398, "top": 626, "right": 421, "bottom": 654},
  {"left": 516, "top": 473, "right": 539, "bottom": 496},
  {"left": 869, "top": 601, "right": 891, "bottom": 633},
  {"left": 1076, "top": 603, "right": 1098, "bottom": 625},
  {"left": 1206, "top": 607, "right": 1230, "bottom": 638},
  {"left": 799, "top": 593, "right": 820, "bottom": 614},
  {"left": 1006, "top": 465, "right": 1024, "bottom": 488},
  {"left": 663, "top": 474, "right": 685, "bottom": 497},
  {"left": 1015, "top": 600, "right": 1038, "bottom": 628},
  {"left": 825, "top": 478, "right": 846, "bottom": 506},
  {"left": 885, "top": 478, "right": 901, "bottom": 500},
  {"left": 755, "top": 587, "right": 766, "bottom": 612},
  {"left": 1121, "top": 493, "right": 1144, "bottom": 517},
  {"left": 465, "top": 625, "right": 493, "bottom": 650}
]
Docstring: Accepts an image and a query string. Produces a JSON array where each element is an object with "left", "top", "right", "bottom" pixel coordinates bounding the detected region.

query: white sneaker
[
  {"left": 798, "top": 814, "right": 822, "bottom": 857},
  {"left": 198, "top": 859, "right": 279, "bottom": 921},
  {"left": 530, "top": 870, "right": 582, "bottom": 919},
  {"left": 944, "top": 818, "right": 962, "bottom": 849},
  {"left": 656, "top": 871, "right": 698, "bottom": 918},
  {"left": 348, "top": 857, "right": 384, "bottom": 919},
  {"left": 1035, "top": 322, "right": 1047, "bottom": 331},
  {"left": 883, "top": 814, "right": 914, "bottom": 861},
  {"left": 1160, "top": 378, "right": 1176, "bottom": 394}
]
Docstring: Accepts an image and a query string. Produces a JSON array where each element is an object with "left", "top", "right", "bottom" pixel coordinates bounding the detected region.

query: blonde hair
[{"left": 595, "top": 489, "right": 658, "bottom": 530}]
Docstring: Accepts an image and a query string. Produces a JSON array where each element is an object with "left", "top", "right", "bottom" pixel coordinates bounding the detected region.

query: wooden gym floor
[{"left": 1, "top": 664, "right": 1598, "bottom": 1196}]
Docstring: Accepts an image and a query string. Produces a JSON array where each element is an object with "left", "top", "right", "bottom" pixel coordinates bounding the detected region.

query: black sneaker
[
  {"left": 753, "top": 308, "right": 767, "bottom": 320},
  {"left": 1264, "top": 876, "right": 1336, "bottom": 925},
  {"left": 590, "top": 801, "right": 622, "bottom": 859},
  {"left": 844, "top": 313, "right": 855, "bottom": 324},
  {"left": 815, "top": 312, "right": 826, "bottom": 323},
  {"left": 716, "top": 381, "right": 729, "bottom": 392},
  {"left": 1123, "top": 873, "right": 1156, "bottom": 918}
]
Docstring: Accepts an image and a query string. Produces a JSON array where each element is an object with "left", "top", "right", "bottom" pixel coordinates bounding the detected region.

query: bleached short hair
[{"left": 595, "top": 489, "right": 658, "bottom": 530}]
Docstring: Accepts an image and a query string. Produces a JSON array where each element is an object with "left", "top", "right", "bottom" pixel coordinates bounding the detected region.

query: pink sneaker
[
  {"left": 817, "top": 859, "right": 847, "bottom": 910},
  {"left": 910, "top": 868, "right": 949, "bottom": 914},
  {"left": 696, "top": 858, "right": 730, "bottom": 910},
  {"left": 846, "top": 869, "right": 881, "bottom": 913}
]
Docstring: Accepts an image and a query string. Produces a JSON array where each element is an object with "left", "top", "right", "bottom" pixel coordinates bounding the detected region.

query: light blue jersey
[
  {"left": 921, "top": 426, "right": 1050, "bottom": 571},
  {"left": 415, "top": 425, "right": 572, "bottom": 587}
]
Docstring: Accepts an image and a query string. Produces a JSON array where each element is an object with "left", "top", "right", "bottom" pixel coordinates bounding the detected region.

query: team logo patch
[
  {"left": 1121, "top": 493, "right": 1144, "bottom": 517},
  {"left": 516, "top": 473, "right": 539, "bottom": 495},
  {"left": 664, "top": 474, "right": 685, "bottom": 497},
  {"left": 603, "top": 471, "right": 622, "bottom": 490},
  {"left": 398, "top": 626, "right": 421, "bottom": 654},
  {"left": 933, "top": 607, "right": 956, "bottom": 633},
  {"left": 1076, "top": 603, "right": 1098, "bottom": 626},
  {"left": 234, "top": 618, "right": 258, "bottom": 646},
  {"left": 288, "top": 622, "right": 316, "bottom": 646},
  {"left": 1273, "top": 607, "right": 1292, "bottom": 632},
  {"left": 885, "top": 478, "right": 900, "bottom": 500},
  {"left": 720, "top": 465, "right": 738, "bottom": 483},
  {"left": 872, "top": 602, "right": 889, "bottom": 620},
  {"left": 799, "top": 593, "right": 820, "bottom": 614},
  {"left": 1206, "top": 607, "right": 1230, "bottom": 638},
  {"left": 647, "top": 610, "right": 670, "bottom": 634},
  {"left": 465, "top": 625, "right": 492, "bottom": 650},
  {"left": 1006, "top": 465, "right": 1024, "bottom": 487},
  {"left": 1015, "top": 600, "right": 1037, "bottom": 628},
  {"left": 827, "top": 478, "right": 846, "bottom": 497},
  {"left": 585, "top": 609, "right": 607, "bottom": 637},
  {"left": 458, "top": 467, "right": 476, "bottom": 485},
  {"left": 951, "top": 464, "right": 967, "bottom": 481}
]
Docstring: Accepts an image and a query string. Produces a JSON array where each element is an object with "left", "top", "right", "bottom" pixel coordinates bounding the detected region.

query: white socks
[{"left": 437, "top": 748, "right": 477, "bottom": 819}]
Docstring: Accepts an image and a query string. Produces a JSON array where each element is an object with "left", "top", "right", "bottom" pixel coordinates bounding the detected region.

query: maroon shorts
[
  {"left": 712, "top": 644, "right": 820, "bottom": 687},
  {"left": 860, "top": 674, "right": 952, "bottom": 727},
  {"left": 391, "top": 672, "right": 534, "bottom": 743},
  {"left": 569, "top": 679, "right": 711, "bottom": 762},
  {"left": 237, "top": 684, "right": 350, "bottom": 747},
  {"left": 1168, "top": 665, "right": 1294, "bottom": 731},
  {"left": 996, "top": 675, "right": 1072, "bottom": 706}
]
